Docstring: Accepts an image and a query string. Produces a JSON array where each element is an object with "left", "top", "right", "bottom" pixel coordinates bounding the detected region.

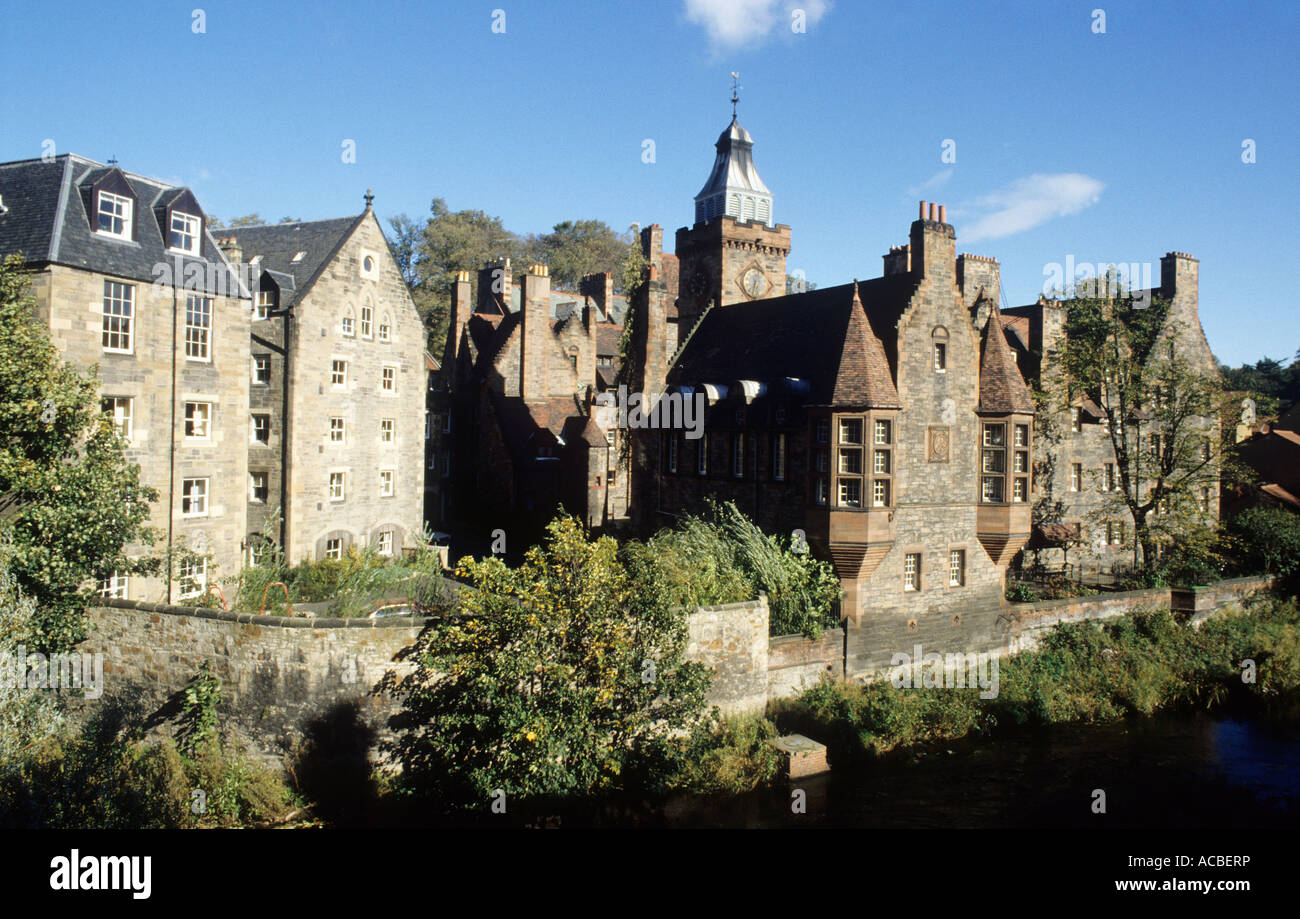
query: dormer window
[
  {"left": 168, "top": 211, "right": 201, "bottom": 254},
  {"left": 97, "top": 191, "right": 133, "bottom": 238}
]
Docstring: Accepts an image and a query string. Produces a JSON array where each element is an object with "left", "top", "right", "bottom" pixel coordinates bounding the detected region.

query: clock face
[{"left": 741, "top": 267, "right": 768, "bottom": 299}]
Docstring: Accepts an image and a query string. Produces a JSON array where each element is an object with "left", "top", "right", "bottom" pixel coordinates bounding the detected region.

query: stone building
[
  {"left": 0, "top": 154, "right": 251, "bottom": 603},
  {"left": 214, "top": 197, "right": 426, "bottom": 564},
  {"left": 434, "top": 260, "right": 638, "bottom": 545}
]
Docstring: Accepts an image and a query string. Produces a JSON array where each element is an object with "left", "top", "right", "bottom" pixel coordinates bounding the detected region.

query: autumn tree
[
  {"left": 1055, "top": 288, "right": 1228, "bottom": 576},
  {"left": 383, "top": 516, "right": 712, "bottom": 810},
  {"left": 0, "top": 255, "right": 156, "bottom": 651}
]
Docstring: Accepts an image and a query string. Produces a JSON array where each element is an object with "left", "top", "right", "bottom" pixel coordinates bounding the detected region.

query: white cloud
[
  {"left": 683, "top": 0, "right": 829, "bottom": 49},
  {"left": 905, "top": 169, "right": 953, "bottom": 198},
  {"left": 960, "top": 173, "right": 1104, "bottom": 242}
]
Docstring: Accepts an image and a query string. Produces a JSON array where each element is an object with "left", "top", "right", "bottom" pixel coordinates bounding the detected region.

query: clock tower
[{"left": 675, "top": 107, "right": 791, "bottom": 348}]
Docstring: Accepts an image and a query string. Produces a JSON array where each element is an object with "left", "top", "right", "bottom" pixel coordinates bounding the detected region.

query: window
[
  {"left": 872, "top": 479, "right": 889, "bottom": 507},
  {"left": 252, "top": 413, "right": 270, "bottom": 444},
  {"left": 168, "top": 211, "right": 201, "bottom": 254},
  {"left": 904, "top": 553, "right": 921, "bottom": 591},
  {"left": 949, "top": 550, "right": 966, "bottom": 587},
  {"left": 875, "top": 419, "right": 893, "bottom": 445},
  {"left": 837, "top": 417, "right": 864, "bottom": 507},
  {"left": 331, "top": 360, "right": 347, "bottom": 387},
  {"left": 381, "top": 418, "right": 394, "bottom": 444},
  {"left": 379, "top": 469, "right": 395, "bottom": 497},
  {"left": 181, "top": 477, "right": 208, "bottom": 517},
  {"left": 255, "top": 290, "right": 275, "bottom": 320},
  {"left": 97, "top": 191, "right": 132, "bottom": 238},
  {"left": 101, "top": 397, "right": 132, "bottom": 442},
  {"left": 1200, "top": 487, "right": 1212, "bottom": 512},
  {"left": 732, "top": 433, "right": 745, "bottom": 478},
  {"left": 379, "top": 317, "right": 391, "bottom": 342},
  {"left": 329, "top": 472, "right": 345, "bottom": 501},
  {"left": 981, "top": 423, "right": 1005, "bottom": 503},
  {"left": 1013, "top": 478, "right": 1027, "bottom": 502},
  {"left": 102, "top": 281, "right": 134, "bottom": 352},
  {"left": 697, "top": 434, "right": 708, "bottom": 475},
  {"left": 443, "top": 413, "right": 452, "bottom": 434},
  {"left": 1106, "top": 521, "right": 1124, "bottom": 546},
  {"left": 360, "top": 304, "right": 373, "bottom": 338},
  {"left": 814, "top": 477, "right": 828, "bottom": 505},
  {"left": 772, "top": 433, "right": 786, "bottom": 481},
  {"left": 341, "top": 315, "right": 354, "bottom": 336},
  {"left": 839, "top": 448, "right": 863, "bottom": 474},
  {"left": 249, "top": 471, "right": 268, "bottom": 503},
  {"left": 248, "top": 540, "right": 267, "bottom": 567},
  {"left": 381, "top": 366, "right": 396, "bottom": 392},
  {"left": 325, "top": 538, "right": 343, "bottom": 560},
  {"left": 839, "top": 479, "right": 862, "bottom": 507},
  {"left": 1070, "top": 462, "right": 1082, "bottom": 492},
  {"left": 1102, "top": 463, "right": 1115, "bottom": 492},
  {"left": 873, "top": 450, "right": 890, "bottom": 475},
  {"left": 933, "top": 342, "right": 947, "bottom": 372},
  {"left": 178, "top": 558, "right": 206, "bottom": 599},
  {"left": 252, "top": 354, "right": 270, "bottom": 384},
  {"left": 1014, "top": 424, "right": 1028, "bottom": 448},
  {"left": 1071, "top": 408, "right": 1081, "bottom": 432},
  {"left": 840, "top": 418, "right": 864, "bottom": 445},
  {"left": 377, "top": 530, "right": 393, "bottom": 556},
  {"left": 184, "top": 401, "right": 211, "bottom": 439},
  {"left": 815, "top": 418, "right": 829, "bottom": 444},
  {"left": 666, "top": 434, "right": 678, "bottom": 474},
  {"left": 329, "top": 417, "right": 345, "bottom": 443},
  {"left": 99, "top": 572, "right": 128, "bottom": 599},
  {"left": 184, "top": 294, "right": 212, "bottom": 360}
]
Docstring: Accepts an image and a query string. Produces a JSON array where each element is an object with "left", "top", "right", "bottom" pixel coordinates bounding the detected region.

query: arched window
[
  {"left": 341, "top": 306, "right": 355, "bottom": 336},
  {"left": 379, "top": 311, "right": 392, "bottom": 342},
  {"left": 360, "top": 301, "right": 373, "bottom": 338}
]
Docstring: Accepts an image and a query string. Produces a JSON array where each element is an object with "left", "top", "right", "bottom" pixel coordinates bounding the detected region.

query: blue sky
[{"left": 2, "top": 0, "right": 1296, "bottom": 365}]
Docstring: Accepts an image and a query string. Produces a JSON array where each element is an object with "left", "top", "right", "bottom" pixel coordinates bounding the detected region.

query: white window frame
[
  {"left": 949, "top": 549, "right": 965, "bottom": 587},
  {"left": 181, "top": 477, "right": 209, "bottom": 517},
  {"left": 255, "top": 290, "right": 274, "bottom": 320},
  {"left": 251, "top": 413, "right": 270, "bottom": 444},
  {"left": 99, "top": 571, "right": 129, "bottom": 599},
  {"left": 102, "top": 280, "right": 134, "bottom": 353},
  {"left": 360, "top": 304, "right": 373, "bottom": 339},
  {"left": 1070, "top": 462, "right": 1082, "bottom": 492},
  {"left": 184, "top": 401, "right": 212, "bottom": 440},
  {"left": 184, "top": 294, "right": 212, "bottom": 362},
  {"left": 381, "top": 365, "right": 397, "bottom": 394},
  {"left": 378, "top": 315, "right": 391, "bottom": 342},
  {"left": 933, "top": 342, "right": 947, "bottom": 372},
  {"left": 380, "top": 418, "right": 395, "bottom": 444},
  {"left": 329, "top": 416, "right": 346, "bottom": 444},
  {"left": 252, "top": 354, "right": 271, "bottom": 385},
  {"left": 177, "top": 557, "right": 207, "bottom": 599},
  {"left": 379, "top": 468, "right": 395, "bottom": 497},
  {"left": 101, "top": 396, "right": 133, "bottom": 442},
  {"left": 249, "top": 471, "right": 268, "bottom": 503},
  {"left": 331, "top": 359, "right": 348, "bottom": 387},
  {"left": 168, "top": 211, "right": 201, "bottom": 254},
  {"left": 904, "top": 553, "right": 921, "bottom": 592},
  {"left": 377, "top": 530, "right": 393, "bottom": 556},
  {"left": 96, "top": 191, "right": 132, "bottom": 239},
  {"left": 324, "top": 538, "right": 343, "bottom": 560},
  {"left": 329, "top": 471, "right": 346, "bottom": 502}
]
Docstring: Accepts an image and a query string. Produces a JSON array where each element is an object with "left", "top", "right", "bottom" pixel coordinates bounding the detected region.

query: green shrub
[{"left": 1228, "top": 507, "right": 1300, "bottom": 579}]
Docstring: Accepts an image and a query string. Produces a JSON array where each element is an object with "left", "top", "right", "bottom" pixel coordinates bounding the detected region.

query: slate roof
[
  {"left": 978, "top": 303, "right": 1035, "bottom": 414},
  {"left": 668, "top": 274, "right": 917, "bottom": 407},
  {"left": 216, "top": 215, "right": 362, "bottom": 307},
  {"left": 0, "top": 154, "right": 247, "bottom": 297}
]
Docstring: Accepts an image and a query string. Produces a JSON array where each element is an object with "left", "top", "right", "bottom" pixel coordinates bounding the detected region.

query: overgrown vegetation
[
  {"left": 628, "top": 500, "right": 842, "bottom": 638},
  {"left": 775, "top": 593, "right": 1300, "bottom": 763}
]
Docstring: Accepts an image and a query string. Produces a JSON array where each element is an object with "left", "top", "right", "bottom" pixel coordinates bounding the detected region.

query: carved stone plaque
[{"left": 928, "top": 426, "right": 950, "bottom": 463}]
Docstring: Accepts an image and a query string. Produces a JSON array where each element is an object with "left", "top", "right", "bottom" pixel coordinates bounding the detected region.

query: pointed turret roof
[
  {"left": 693, "top": 116, "right": 774, "bottom": 226},
  {"left": 978, "top": 302, "right": 1035, "bottom": 414},
  {"left": 830, "top": 282, "right": 902, "bottom": 408}
]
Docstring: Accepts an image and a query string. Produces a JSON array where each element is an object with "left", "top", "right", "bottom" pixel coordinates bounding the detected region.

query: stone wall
[{"left": 683, "top": 596, "right": 770, "bottom": 716}]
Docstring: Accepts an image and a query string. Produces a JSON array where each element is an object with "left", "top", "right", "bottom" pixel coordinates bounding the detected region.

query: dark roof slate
[
  {"left": 217, "top": 215, "right": 362, "bottom": 307},
  {"left": 668, "top": 274, "right": 917, "bottom": 406}
]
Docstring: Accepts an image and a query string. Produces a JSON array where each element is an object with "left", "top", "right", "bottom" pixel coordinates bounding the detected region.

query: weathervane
[{"left": 730, "top": 72, "right": 741, "bottom": 117}]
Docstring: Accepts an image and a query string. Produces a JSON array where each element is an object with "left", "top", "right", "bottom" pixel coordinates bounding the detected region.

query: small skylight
[
  {"left": 249, "top": 255, "right": 262, "bottom": 266},
  {"left": 291, "top": 251, "right": 306, "bottom": 263}
]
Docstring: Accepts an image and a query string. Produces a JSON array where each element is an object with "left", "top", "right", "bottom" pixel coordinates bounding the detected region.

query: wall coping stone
[{"left": 100, "top": 598, "right": 428, "bottom": 630}]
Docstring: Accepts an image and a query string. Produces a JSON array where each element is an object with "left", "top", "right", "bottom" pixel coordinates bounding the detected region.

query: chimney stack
[
  {"left": 919, "top": 200, "right": 927, "bottom": 220},
  {"left": 938, "top": 205, "right": 946, "bottom": 224}
]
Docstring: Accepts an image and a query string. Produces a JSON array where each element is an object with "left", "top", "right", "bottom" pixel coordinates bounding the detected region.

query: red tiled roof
[
  {"left": 830, "top": 283, "right": 901, "bottom": 408},
  {"left": 978, "top": 303, "right": 1035, "bottom": 414}
]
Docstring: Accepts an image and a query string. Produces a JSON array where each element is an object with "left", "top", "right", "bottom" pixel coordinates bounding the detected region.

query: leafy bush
[
  {"left": 1006, "top": 582, "right": 1040, "bottom": 603},
  {"left": 1227, "top": 507, "right": 1300, "bottom": 579},
  {"left": 670, "top": 714, "right": 784, "bottom": 794}
]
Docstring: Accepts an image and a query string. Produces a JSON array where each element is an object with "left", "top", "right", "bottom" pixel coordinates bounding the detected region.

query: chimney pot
[
  {"left": 929, "top": 202, "right": 937, "bottom": 221},
  {"left": 938, "top": 205, "right": 947, "bottom": 224},
  {"left": 919, "top": 200, "right": 927, "bottom": 220}
]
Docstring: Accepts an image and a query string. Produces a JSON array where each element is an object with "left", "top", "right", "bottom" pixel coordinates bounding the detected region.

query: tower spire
[{"left": 730, "top": 71, "right": 740, "bottom": 118}]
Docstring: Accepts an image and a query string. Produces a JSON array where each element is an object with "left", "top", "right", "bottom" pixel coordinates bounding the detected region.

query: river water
[{"left": 664, "top": 707, "right": 1300, "bottom": 828}]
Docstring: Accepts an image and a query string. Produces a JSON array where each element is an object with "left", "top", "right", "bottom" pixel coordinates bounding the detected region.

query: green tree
[
  {"left": 0, "top": 255, "right": 157, "bottom": 651},
  {"left": 383, "top": 516, "right": 712, "bottom": 808},
  {"left": 1055, "top": 288, "right": 1228, "bottom": 574},
  {"left": 1227, "top": 507, "right": 1300, "bottom": 579},
  {"left": 522, "top": 219, "right": 630, "bottom": 291}
]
